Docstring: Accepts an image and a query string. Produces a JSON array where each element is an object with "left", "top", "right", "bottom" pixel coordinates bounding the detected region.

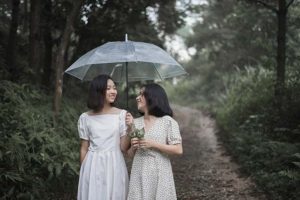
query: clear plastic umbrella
[{"left": 64, "top": 35, "right": 188, "bottom": 107}]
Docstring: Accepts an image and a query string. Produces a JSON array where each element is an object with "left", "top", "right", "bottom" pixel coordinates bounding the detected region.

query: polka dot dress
[{"left": 127, "top": 116, "right": 182, "bottom": 200}]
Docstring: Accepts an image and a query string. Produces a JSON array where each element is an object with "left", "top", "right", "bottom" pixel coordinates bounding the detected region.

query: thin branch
[
  {"left": 256, "top": 0, "right": 278, "bottom": 13},
  {"left": 286, "top": 0, "right": 295, "bottom": 9}
]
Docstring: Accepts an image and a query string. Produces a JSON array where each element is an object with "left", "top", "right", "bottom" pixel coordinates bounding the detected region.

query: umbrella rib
[
  {"left": 153, "top": 63, "right": 163, "bottom": 81},
  {"left": 127, "top": 41, "right": 138, "bottom": 62},
  {"left": 81, "top": 64, "right": 92, "bottom": 80}
]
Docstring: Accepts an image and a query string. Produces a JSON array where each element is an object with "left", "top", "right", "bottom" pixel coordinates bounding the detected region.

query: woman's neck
[
  {"left": 101, "top": 103, "right": 112, "bottom": 112},
  {"left": 92, "top": 103, "right": 112, "bottom": 114},
  {"left": 143, "top": 113, "right": 156, "bottom": 121}
]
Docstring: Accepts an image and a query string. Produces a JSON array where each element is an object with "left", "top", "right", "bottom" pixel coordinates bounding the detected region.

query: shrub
[
  {"left": 0, "top": 81, "right": 82, "bottom": 199},
  {"left": 216, "top": 67, "right": 300, "bottom": 200}
]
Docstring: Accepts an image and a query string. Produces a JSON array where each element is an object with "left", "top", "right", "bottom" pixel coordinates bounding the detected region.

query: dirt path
[{"left": 172, "top": 105, "right": 267, "bottom": 200}]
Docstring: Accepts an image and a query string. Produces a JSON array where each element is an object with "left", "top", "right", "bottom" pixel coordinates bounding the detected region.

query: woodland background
[{"left": 0, "top": 0, "right": 299, "bottom": 199}]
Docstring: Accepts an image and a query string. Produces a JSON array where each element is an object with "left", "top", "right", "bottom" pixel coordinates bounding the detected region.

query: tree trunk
[
  {"left": 6, "top": 0, "right": 20, "bottom": 81},
  {"left": 29, "top": 0, "right": 41, "bottom": 83},
  {"left": 22, "top": 0, "right": 29, "bottom": 33},
  {"left": 275, "top": 0, "right": 287, "bottom": 120},
  {"left": 53, "top": 0, "right": 84, "bottom": 122},
  {"left": 42, "top": 0, "right": 53, "bottom": 89}
]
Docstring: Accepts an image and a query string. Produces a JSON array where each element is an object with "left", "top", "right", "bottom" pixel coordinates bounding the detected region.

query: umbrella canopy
[
  {"left": 64, "top": 40, "right": 187, "bottom": 82},
  {"left": 64, "top": 37, "right": 188, "bottom": 108}
]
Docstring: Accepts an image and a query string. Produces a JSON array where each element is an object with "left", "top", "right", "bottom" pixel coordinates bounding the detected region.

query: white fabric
[{"left": 77, "top": 110, "right": 128, "bottom": 200}]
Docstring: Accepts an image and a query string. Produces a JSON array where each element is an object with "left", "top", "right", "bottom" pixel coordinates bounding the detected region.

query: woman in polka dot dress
[{"left": 125, "top": 83, "right": 183, "bottom": 200}]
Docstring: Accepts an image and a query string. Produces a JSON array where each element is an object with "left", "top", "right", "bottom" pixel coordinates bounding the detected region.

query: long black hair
[
  {"left": 142, "top": 83, "right": 173, "bottom": 117},
  {"left": 87, "top": 74, "right": 114, "bottom": 112}
]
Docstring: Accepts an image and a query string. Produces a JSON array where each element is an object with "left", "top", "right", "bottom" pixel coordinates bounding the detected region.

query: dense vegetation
[
  {"left": 0, "top": 81, "right": 81, "bottom": 199},
  {"left": 167, "top": 0, "right": 300, "bottom": 199}
]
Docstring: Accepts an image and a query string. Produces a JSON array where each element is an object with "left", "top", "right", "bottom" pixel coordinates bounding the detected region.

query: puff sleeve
[
  {"left": 166, "top": 116, "right": 182, "bottom": 145},
  {"left": 78, "top": 113, "right": 89, "bottom": 140},
  {"left": 119, "top": 110, "right": 127, "bottom": 137}
]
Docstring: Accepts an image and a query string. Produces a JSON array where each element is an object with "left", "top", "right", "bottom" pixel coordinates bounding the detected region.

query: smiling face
[
  {"left": 105, "top": 79, "right": 117, "bottom": 104},
  {"left": 136, "top": 87, "right": 147, "bottom": 113}
]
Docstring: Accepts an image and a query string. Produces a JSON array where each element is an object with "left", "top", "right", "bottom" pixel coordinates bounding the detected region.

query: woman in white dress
[
  {"left": 77, "top": 74, "right": 130, "bottom": 200},
  {"left": 125, "top": 83, "right": 183, "bottom": 200}
]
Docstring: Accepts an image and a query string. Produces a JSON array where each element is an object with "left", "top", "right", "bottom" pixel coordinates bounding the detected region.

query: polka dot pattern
[{"left": 127, "top": 116, "right": 182, "bottom": 200}]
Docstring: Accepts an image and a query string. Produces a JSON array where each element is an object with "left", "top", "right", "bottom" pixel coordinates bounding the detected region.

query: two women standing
[{"left": 77, "top": 74, "right": 182, "bottom": 200}]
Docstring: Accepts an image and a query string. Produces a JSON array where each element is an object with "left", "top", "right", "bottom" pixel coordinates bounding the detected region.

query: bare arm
[
  {"left": 80, "top": 139, "right": 89, "bottom": 164},
  {"left": 154, "top": 143, "right": 183, "bottom": 155},
  {"left": 139, "top": 139, "right": 183, "bottom": 156},
  {"left": 120, "top": 135, "right": 130, "bottom": 153},
  {"left": 124, "top": 112, "right": 138, "bottom": 157},
  {"left": 126, "top": 138, "right": 140, "bottom": 158},
  {"left": 127, "top": 146, "right": 137, "bottom": 158}
]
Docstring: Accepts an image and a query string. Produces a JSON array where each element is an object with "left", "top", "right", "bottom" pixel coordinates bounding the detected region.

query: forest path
[{"left": 172, "top": 105, "right": 267, "bottom": 200}]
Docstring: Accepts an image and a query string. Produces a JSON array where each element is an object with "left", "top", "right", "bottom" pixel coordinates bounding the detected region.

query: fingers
[
  {"left": 131, "top": 138, "right": 139, "bottom": 143},
  {"left": 131, "top": 138, "right": 139, "bottom": 149},
  {"left": 125, "top": 112, "right": 133, "bottom": 126},
  {"left": 126, "top": 112, "right": 133, "bottom": 119},
  {"left": 138, "top": 139, "right": 148, "bottom": 148}
]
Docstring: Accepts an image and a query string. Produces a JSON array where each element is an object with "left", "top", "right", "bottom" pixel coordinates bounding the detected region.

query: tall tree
[
  {"left": 73, "top": 0, "right": 183, "bottom": 61},
  {"left": 21, "top": 0, "right": 29, "bottom": 33},
  {"left": 53, "top": 0, "right": 85, "bottom": 121},
  {"left": 185, "top": 0, "right": 276, "bottom": 101},
  {"left": 6, "top": 0, "right": 20, "bottom": 81},
  {"left": 29, "top": 0, "right": 42, "bottom": 82},
  {"left": 246, "top": 0, "right": 295, "bottom": 119},
  {"left": 41, "top": 0, "right": 53, "bottom": 88}
]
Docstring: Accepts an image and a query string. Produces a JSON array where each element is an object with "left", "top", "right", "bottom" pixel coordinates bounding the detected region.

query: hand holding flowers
[{"left": 125, "top": 112, "right": 157, "bottom": 150}]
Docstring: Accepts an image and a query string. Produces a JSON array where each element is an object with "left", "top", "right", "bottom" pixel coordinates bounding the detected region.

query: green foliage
[
  {"left": 0, "top": 81, "right": 81, "bottom": 199},
  {"left": 215, "top": 68, "right": 300, "bottom": 200},
  {"left": 73, "top": 0, "right": 184, "bottom": 63},
  {"left": 163, "top": 78, "right": 211, "bottom": 109},
  {"left": 166, "top": 0, "right": 300, "bottom": 199},
  {"left": 217, "top": 67, "right": 274, "bottom": 130}
]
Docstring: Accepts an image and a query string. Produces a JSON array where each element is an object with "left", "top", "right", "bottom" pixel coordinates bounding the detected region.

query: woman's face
[
  {"left": 136, "top": 88, "right": 147, "bottom": 112},
  {"left": 105, "top": 79, "right": 117, "bottom": 104}
]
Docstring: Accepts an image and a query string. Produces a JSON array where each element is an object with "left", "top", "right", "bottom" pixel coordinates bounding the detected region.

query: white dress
[
  {"left": 77, "top": 110, "right": 129, "bottom": 200},
  {"left": 127, "top": 116, "right": 182, "bottom": 200}
]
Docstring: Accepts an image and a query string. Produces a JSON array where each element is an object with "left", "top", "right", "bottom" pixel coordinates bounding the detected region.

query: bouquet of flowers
[{"left": 128, "top": 124, "right": 145, "bottom": 139}]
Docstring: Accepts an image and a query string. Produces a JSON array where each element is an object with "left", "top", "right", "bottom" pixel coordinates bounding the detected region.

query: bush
[
  {"left": 0, "top": 81, "right": 82, "bottom": 199},
  {"left": 216, "top": 67, "right": 300, "bottom": 200},
  {"left": 216, "top": 67, "right": 274, "bottom": 131}
]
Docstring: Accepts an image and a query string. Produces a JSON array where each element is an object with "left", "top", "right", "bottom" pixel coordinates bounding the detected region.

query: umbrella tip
[{"left": 125, "top": 33, "right": 128, "bottom": 42}]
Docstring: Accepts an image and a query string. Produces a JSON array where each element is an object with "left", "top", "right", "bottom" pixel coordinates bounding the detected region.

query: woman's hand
[
  {"left": 125, "top": 112, "right": 134, "bottom": 133},
  {"left": 125, "top": 112, "right": 133, "bottom": 126},
  {"left": 131, "top": 138, "right": 140, "bottom": 150},
  {"left": 139, "top": 139, "right": 156, "bottom": 149},
  {"left": 80, "top": 139, "right": 89, "bottom": 164}
]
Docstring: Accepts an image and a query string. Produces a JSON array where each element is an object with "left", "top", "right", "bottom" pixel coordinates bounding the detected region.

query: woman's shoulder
[
  {"left": 162, "top": 115, "right": 178, "bottom": 124},
  {"left": 78, "top": 112, "right": 89, "bottom": 123},
  {"left": 79, "top": 112, "right": 89, "bottom": 118},
  {"left": 112, "top": 107, "right": 126, "bottom": 114}
]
